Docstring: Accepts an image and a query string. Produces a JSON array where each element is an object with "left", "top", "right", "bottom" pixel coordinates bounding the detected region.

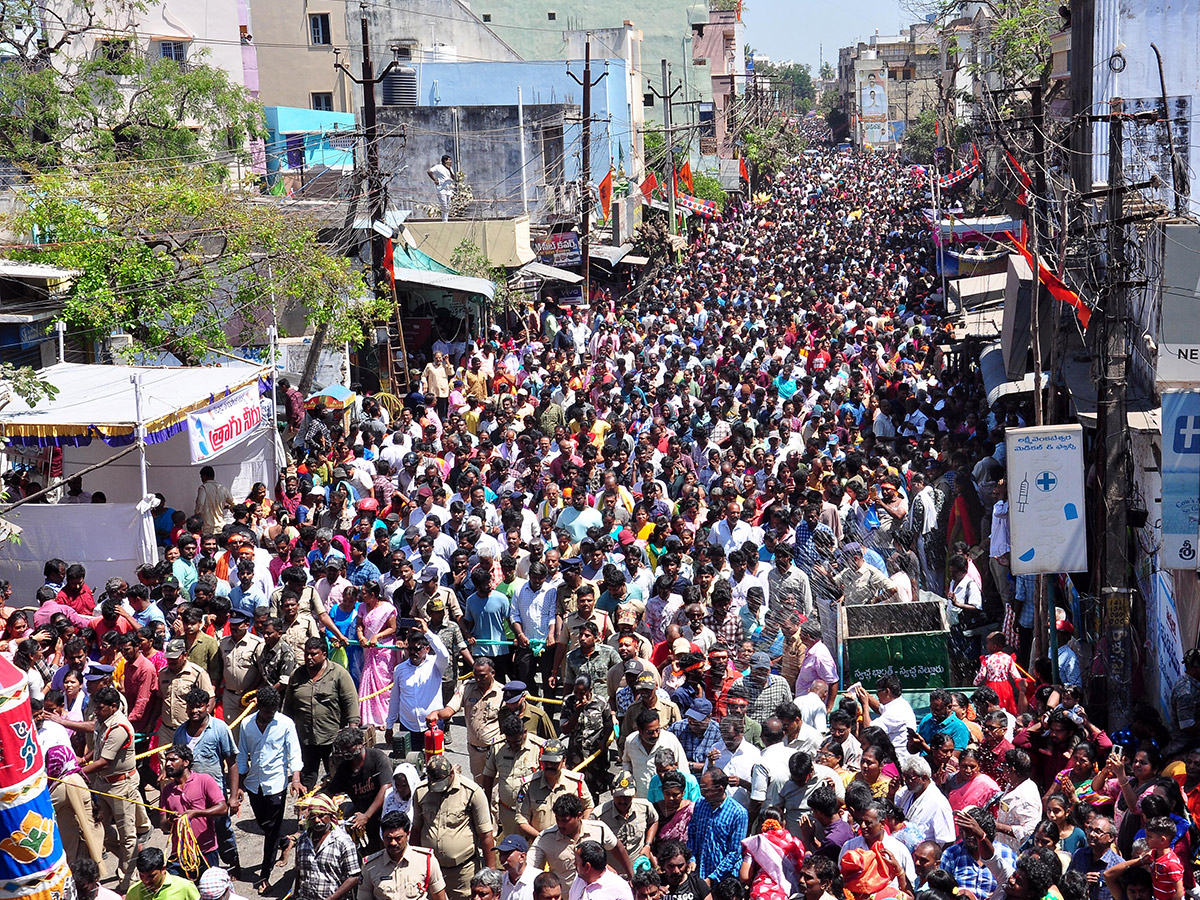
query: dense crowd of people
[{"left": 5, "top": 136, "right": 1198, "bottom": 900}]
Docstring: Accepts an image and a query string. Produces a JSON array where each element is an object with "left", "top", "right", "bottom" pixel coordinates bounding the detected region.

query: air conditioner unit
[{"left": 694, "top": 57, "right": 709, "bottom": 66}]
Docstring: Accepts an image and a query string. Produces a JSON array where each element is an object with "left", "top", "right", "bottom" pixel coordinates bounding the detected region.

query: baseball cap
[
  {"left": 749, "top": 651, "right": 772, "bottom": 670},
  {"left": 426, "top": 756, "right": 453, "bottom": 792},
  {"left": 417, "top": 486, "right": 433, "bottom": 498},
  {"left": 623, "top": 659, "right": 643, "bottom": 675},
  {"left": 229, "top": 610, "right": 250, "bottom": 624},
  {"left": 616, "top": 607, "right": 638, "bottom": 626},
  {"left": 161, "top": 575, "right": 180, "bottom": 589},
  {"left": 498, "top": 834, "right": 529, "bottom": 853},
  {"left": 671, "top": 638, "right": 692, "bottom": 655},
  {"left": 540, "top": 738, "right": 566, "bottom": 763},
  {"left": 840, "top": 541, "right": 864, "bottom": 557},
  {"left": 617, "top": 529, "right": 636, "bottom": 547},
  {"left": 427, "top": 596, "right": 446, "bottom": 612},
  {"left": 198, "top": 867, "right": 233, "bottom": 900},
  {"left": 419, "top": 565, "right": 439, "bottom": 582},
  {"left": 634, "top": 672, "right": 657, "bottom": 691},
  {"left": 612, "top": 772, "right": 637, "bottom": 797},
  {"left": 164, "top": 639, "right": 186, "bottom": 659},
  {"left": 685, "top": 698, "right": 714, "bottom": 721}
]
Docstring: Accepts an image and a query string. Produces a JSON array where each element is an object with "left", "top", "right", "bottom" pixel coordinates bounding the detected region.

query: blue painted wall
[{"left": 263, "top": 107, "right": 357, "bottom": 174}]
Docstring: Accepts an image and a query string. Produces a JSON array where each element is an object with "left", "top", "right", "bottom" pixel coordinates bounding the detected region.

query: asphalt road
[{"left": 105, "top": 717, "right": 474, "bottom": 898}]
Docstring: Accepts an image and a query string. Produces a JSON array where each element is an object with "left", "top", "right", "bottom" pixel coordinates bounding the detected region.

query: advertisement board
[
  {"left": 858, "top": 67, "right": 888, "bottom": 122},
  {"left": 1161, "top": 390, "right": 1200, "bottom": 567},
  {"left": 188, "top": 387, "right": 263, "bottom": 463},
  {"left": 1005, "top": 424, "right": 1088, "bottom": 574},
  {"left": 534, "top": 232, "right": 582, "bottom": 267}
]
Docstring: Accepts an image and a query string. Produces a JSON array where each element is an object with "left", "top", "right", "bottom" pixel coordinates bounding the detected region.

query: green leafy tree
[
  {"left": 450, "top": 239, "right": 524, "bottom": 315},
  {"left": 820, "top": 61, "right": 835, "bottom": 82},
  {"left": 6, "top": 167, "right": 380, "bottom": 364},
  {"left": 691, "top": 171, "right": 728, "bottom": 206},
  {"left": 0, "top": 1, "right": 264, "bottom": 174},
  {"left": 756, "top": 60, "right": 816, "bottom": 114},
  {"left": 744, "top": 123, "right": 805, "bottom": 177}
]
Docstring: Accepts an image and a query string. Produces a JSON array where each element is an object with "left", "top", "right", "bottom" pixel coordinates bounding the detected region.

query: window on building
[
  {"left": 309, "top": 13, "right": 332, "bottom": 46},
  {"left": 96, "top": 38, "right": 133, "bottom": 74},
  {"left": 541, "top": 124, "right": 564, "bottom": 184},
  {"left": 482, "top": 13, "right": 492, "bottom": 21},
  {"left": 157, "top": 40, "right": 188, "bottom": 62},
  {"left": 547, "top": 11, "right": 556, "bottom": 20},
  {"left": 311, "top": 92, "right": 334, "bottom": 112}
]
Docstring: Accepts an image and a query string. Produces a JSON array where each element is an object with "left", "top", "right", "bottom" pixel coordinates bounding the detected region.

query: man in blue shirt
[
  {"left": 687, "top": 767, "right": 748, "bottom": 881},
  {"left": 346, "top": 539, "right": 382, "bottom": 587},
  {"left": 228, "top": 560, "right": 269, "bottom": 618},
  {"left": 464, "top": 568, "right": 512, "bottom": 677},
  {"left": 909, "top": 689, "right": 972, "bottom": 755},
  {"left": 667, "top": 698, "right": 722, "bottom": 775}
]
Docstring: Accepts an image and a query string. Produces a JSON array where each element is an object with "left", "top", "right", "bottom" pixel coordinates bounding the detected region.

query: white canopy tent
[{"left": 0, "top": 363, "right": 275, "bottom": 601}]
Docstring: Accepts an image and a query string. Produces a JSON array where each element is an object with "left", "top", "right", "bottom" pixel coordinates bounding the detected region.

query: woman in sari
[
  {"left": 853, "top": 745, "right": 896, "bottom": 801},
  {"left": 1049, "top": 742, "right": 1116, "bottom": 812},
  {"left": 949, "top": 748, "right": 1003, "bottom": 812},
  {"left": 654, "top": 771, "right": 695, "bottom": 844},
  {"left": 327, "top": 586, "right": 360, "bottom": 681},
  {"left": 739, "top": 807, "right": 807, "bottom": 900},
  {"left": 356, "top": 581, "right": 397, "bottom": 728}
]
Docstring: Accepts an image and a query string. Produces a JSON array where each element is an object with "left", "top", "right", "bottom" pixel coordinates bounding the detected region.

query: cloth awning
[
  {"left": 979, "top": 341, "right": 1046, "bottom": 407},
  {"left": 517, "top": 262, "right": 583, "bottom": 284},
  {"left": 392, "top": 268, "right": 496, "bottom": 300},
  {"left": 0, "top": 362, "right": 267, "bottom": 448}
]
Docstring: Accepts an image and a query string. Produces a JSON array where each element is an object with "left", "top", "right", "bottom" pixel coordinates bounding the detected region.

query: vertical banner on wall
[
  {"left": 1161, "top": 390, "right": 1200, "bottom": 568},
  {"left": 1005, "top": 424, "right": 1088, "bottom": 574},
  {"left": 188, "top": 387, "right": 263, "bottom": 464}
]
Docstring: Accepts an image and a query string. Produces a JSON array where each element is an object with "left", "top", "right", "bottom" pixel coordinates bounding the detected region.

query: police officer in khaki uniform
[
  {"left": 217, "top": 611, "right": 264, "bottom": 738},
  {"left": 479, "top": 713, "right": 543, "bottom": 837},
  {"left": 553, "top": 584, "right": 613, "bottom": 675},
  {"left": 79, "top": 686, "right": 139, "bottom": 894},
  {"left": 358, "top": 810, "right": 447, "bottom": 900},
  {"left": 439, "top": 659, "right": 504, "bottom": 779},
  {"left": 502, "top": 681, "right": 555, "bottom": 740},
  {"left": 553, "top": 557, "right": 598, "bottom": 618},
  {"left": 526, "top": 792, "right": 631, "bottom": 889},
  {"left": 413, "top": 567, "right": 465, "bottom": 623},
  {"left": 157, "top": 640, "right": 214, "bottom": 747},
  {"left": 513, "top": 739, "right": 593, "bottom": 842},
  {"left": 410, "top": 756, "right": 497, "bottom": 900}
]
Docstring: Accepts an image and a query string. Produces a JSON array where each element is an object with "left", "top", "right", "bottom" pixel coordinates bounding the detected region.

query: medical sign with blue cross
[{"left": 1174, "top": 414, "right": 1200, "bottom": 455}]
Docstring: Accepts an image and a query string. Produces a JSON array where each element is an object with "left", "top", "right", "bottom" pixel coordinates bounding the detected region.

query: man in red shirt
[
  {"left": 159, "top": 744, "right": 228, "bottom": 871},
  {"left": 118, "top": 632, "right": 161, "bottom": 799},
  {"left": 56, "top": 564, "right": 96, "bottom": 616}
]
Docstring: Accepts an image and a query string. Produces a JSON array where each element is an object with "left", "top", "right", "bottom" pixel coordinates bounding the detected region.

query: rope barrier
[{"left": 171, "top": 815, "right": 205, "bottom": 881}]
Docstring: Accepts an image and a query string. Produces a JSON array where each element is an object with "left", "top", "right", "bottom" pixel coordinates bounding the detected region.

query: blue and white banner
[
  {"left": 1161, "top": 390, "right": 1200, "bottom": 568},
  {"left": 187, "top": 386, "right": 263, "bottom": 464},
  {"left": 1005, "top": 424, "right": 1087, "bottom": 574}
]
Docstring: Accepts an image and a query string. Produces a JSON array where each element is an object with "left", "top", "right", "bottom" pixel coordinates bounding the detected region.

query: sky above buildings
[{"left": 744, "top": 0, "right": 909, "bottom": 70}]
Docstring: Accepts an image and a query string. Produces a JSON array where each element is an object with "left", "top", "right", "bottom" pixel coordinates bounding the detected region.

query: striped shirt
[{"left": 686, "top": 797, "right": 748, "bottom": 880}]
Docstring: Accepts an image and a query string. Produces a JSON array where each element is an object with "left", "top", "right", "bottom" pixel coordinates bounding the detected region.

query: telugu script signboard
[{"left": 187, "top": 387, "right": 263, "bottom": 464}]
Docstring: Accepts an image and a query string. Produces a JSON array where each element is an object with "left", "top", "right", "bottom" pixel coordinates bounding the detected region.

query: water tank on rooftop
[{"left": 382, "top": 65, "right": 418, "bottom": 105}]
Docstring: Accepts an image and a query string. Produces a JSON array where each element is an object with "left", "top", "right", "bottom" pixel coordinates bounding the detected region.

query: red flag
[
  {"left": 598, "top": 169, "right": 613, "bottom": 220},
  {"left": 639, "top": 173, "right": 658, "bottom": 202},
  {"left": 1005, "top": 230, "right": 1092, "bottom": 328},
  {"left": 383, "top": 238, "right": 395, "bottom": 283},
  {"left": 676, "top": 159, "right": 693, "bottom": 194},
  {"left": 739, "top": 157, "right": 749, "bottom": 182}
]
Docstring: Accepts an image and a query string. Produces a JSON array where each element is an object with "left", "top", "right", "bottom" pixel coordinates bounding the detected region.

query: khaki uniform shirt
[
  {"left": 270, "top": 584, "right": 326, "bottom": 623},
  {"left": 411, "top": 776, "right": 493, "bottom": 867},
  {"left": 280, "top": 613, "right": 322, "bottom": 659},
  {"left": 557, "top": 610, "right": 612, "bottom": 656},
  {"left": 412, "top": 586, "right": 463, "bottom": 621},
  {"left": 620, "top": 698, "right": 681, "bottom": 744},
  {"left": 158, "top": 661, "right": 214, "bottom": 733},
  {"left": 93, "top": 709, "right": 137, "bottom": 775},
  {"left": 554, "top": 579, "right": 600, "bottom": 617},
  {"left": 593, "top": 798, "right": 659, "bottom": 858},
  {"left": 482, "top": 735, "right": 544, "bottom": 811},
  {"left": 219, "top": 632, "right": 265, "bottom": 698},
  {"left": 527, "top": 820, "right": 619, "bottom": 886},
  {"left": 515, "top": 770, "right": 594, "bottom": 834},
  {"left": 357, "top": 846, "right": 446, "bottom": 900},
  {"left": 522, "top": 703, "right": 557, "bottom": 741},
  {"left": 448, "top": 680, "right": 504, "bottom": 751}
]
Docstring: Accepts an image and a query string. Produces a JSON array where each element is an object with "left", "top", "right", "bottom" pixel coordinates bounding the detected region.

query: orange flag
[
  {"left": 676, "top": 159, "right": 693, "bottom": 194},
  {"left": 739, "top": 157, "right": 749, "bottom": 182},
  {"left": 598, "top": 169, "right": 614, "bottom": 220},
  {"left": 639, "top": 173, "right": 658, "bottom": 202}
]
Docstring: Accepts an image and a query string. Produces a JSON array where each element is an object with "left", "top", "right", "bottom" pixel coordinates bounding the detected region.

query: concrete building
[
  {"left": 251, "top": 0, "right": 355, "bottom": 112},
  {"left": 376, "top": 58, "right": 640, "bottom": 221},
  {"left": 691, "top": 8, "right": 745, "bottom": 158},
  {"left": 263, "top": 107, "right": 356, "bottom": 196},
  {"left": 837, "top": 23, "right": 939, "bottom": 148}
]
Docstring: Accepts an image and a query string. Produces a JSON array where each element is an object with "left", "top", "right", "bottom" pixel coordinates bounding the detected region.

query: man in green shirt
[
  {"left": 284, "top": 637, "right": 360, "bottom": 789},
  {"left": 125, "top": 848, "right": 199, "bottom": 900}
]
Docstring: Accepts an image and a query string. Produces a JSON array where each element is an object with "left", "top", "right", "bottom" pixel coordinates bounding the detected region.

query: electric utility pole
[
  {"left": 648, "top": 59, "right": 682, "bottom": 236},
  {"left": 567, "top": 34, "right": 607, "bottom": 306},
  {"left": 1098, "top": 97, "right": 1131, "bottom": 730}
]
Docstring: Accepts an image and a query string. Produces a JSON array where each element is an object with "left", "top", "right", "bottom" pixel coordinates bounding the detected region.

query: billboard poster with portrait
[{"left": 858, "top": 67, "right": 888, "bottom": 121}]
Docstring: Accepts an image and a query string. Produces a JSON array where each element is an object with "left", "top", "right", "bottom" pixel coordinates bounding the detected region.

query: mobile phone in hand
[{"left": 398, "top": 617, "right": 421, "bottom": 630}]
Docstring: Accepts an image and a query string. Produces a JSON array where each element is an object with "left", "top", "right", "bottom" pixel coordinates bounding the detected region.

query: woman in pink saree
[
  {"left": 739, "top": 808, "right": 807, "bottom": 900},
  {"left": 356, "top": 580, "right": 397, "bottom": 728},
  {"left": 948, "top": 747, "right": 1003, "bottom": 812}
]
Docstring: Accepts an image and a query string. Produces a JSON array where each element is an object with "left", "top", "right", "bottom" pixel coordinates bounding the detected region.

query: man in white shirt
[
  {"left": 993, "top": 747, "right": 1042, "bottom": 851},
  {"left": 839, "top": 800, "right": 916, "bottom": 889},
  {"left": 708, "top": 715, "right": 768, "bottom": 812},
  {"left": 856, "top": 676, "right": 917, "bottom": 762},
  {"left": 621, "top": 708, "right": 686, "bottom": 798},
  {"left": 707, "top": 502, "right": 754, "bottom": 553},
  {"left": 428, "top": 155, "right": 455, "bottom": 221},
  {"left": 895, "top": 756, "right": 956, "bottom": 845},
  {"left": 498, "top": 834, "right": 535, "bottom": 900},
  {"left": 385, "top": 619, "right": 450, "bottom": 750},
  {"left": 568, "top": 840, "right": 633, "bottom": 900}
]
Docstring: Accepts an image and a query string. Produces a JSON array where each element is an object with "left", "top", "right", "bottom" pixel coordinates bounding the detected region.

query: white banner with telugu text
[{"left": 187, "top": 386, "right": 263, "bottom": 464}]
